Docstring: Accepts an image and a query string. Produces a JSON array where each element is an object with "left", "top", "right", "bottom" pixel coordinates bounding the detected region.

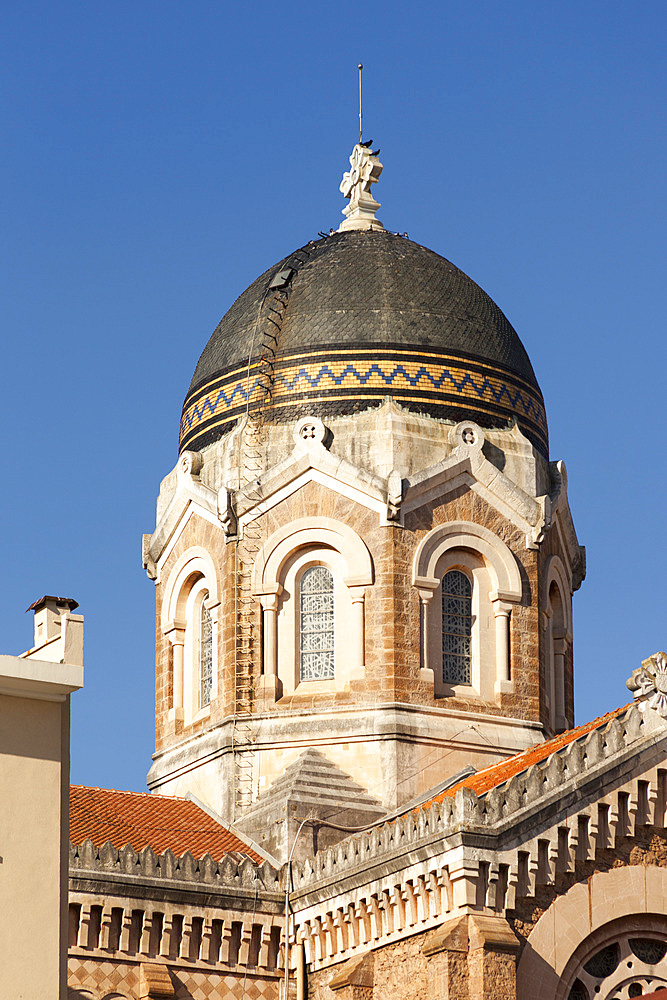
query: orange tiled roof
[
  {"left": 422, "top": 704, "right": 631, "bottom": 809},
  {"left": 70, "top": 785, "right": 263, "bottom": 863}
]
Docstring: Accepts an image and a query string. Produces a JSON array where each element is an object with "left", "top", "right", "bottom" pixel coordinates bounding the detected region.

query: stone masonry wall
[
  {"left": 507, "top": 827, "right": 667, "bottom": 966},
  {"left": 155, "top": 476, "right": 546, "bottom": 754}
]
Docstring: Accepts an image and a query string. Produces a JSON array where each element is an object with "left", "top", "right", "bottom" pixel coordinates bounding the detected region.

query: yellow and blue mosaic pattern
[{"left": 180, "top": 346, "right": 548, "bottom": 456}]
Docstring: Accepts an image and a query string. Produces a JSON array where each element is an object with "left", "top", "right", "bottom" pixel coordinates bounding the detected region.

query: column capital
[
  {"left": 163, "top": 620, "right": 186, "bottom": 643},
  {"left": 491, "top": 600, "right": 513, "bottom": 618}
]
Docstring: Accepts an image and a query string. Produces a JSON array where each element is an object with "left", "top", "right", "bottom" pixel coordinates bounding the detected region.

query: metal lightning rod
[{"left": 358, "top": 63, "right": 363, "bottom": 143}]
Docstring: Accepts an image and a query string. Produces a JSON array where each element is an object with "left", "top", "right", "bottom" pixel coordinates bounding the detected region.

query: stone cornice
[
  {"left": 403, "top": 430, "right": 546, "bottom": 549},
  {"left": 234, "top": 439, "right": 389, "bottom": 528}
]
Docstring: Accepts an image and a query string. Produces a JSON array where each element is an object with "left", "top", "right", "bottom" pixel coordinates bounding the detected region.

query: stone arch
[
  {"left": 161, "top": 545, "right": 221, "bottom": 632},
  {"left": 544, "top": 554, "right": 572, "bottom": 731},
  {"left": 252, "top": 517, "right": 373, "bottom": 596},
  {"left": 412, "top": 520, "right": 522, "bottom": 601},
  {"left": 517, "top": 866, "right": 667, "bottom": 1000},
  {"left": 544, "top": 554, "right": 572, "bottom": 640}
]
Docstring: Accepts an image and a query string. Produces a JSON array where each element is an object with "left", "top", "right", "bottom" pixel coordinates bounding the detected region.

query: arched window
[
  {"left": 160, "top": 548, "right": 220, "bottom": 725},
  {"left": 441, "top": 570, "right": 472, "bottom": 685},
  {"left": 200, "top": 601, "right": 213, "bottom": 708},
  {"left": 412, "top": 521, "right": 522, "bottom": 700},
  {"left": 546, "top": 579, "right": 567, "bottom": 731},
  {"left": 299, "top": 566, "right": 335, "bottom": 681}
]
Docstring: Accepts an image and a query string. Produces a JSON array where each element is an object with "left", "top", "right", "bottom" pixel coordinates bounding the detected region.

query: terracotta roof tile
[
  {"left": 70, "top": 785, "right": 263, "bottom": 863},
  {"left": 421, "top": 704, "right": 631, "bottom": 809}
]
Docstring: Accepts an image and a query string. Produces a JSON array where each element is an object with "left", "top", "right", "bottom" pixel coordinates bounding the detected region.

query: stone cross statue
[{"left": 338, "top": 143, "right": 384, "bottom": 232}]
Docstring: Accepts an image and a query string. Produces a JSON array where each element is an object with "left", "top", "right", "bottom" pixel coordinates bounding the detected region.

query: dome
[{"left": 180, "top": 229, "right": 548, "bottom": 457}]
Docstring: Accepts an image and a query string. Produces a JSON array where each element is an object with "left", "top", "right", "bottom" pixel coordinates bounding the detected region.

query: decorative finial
[{"left": 338, "top": 142, "right": 384, "bottom": 232}]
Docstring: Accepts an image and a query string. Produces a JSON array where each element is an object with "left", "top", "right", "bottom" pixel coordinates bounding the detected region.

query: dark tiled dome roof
[{"left": 181, "top": 230, "right": 548, "bottom": 456}]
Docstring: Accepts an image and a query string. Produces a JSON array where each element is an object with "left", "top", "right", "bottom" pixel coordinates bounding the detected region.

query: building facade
[{"left": 66, "top": 142, "right": 667, "bottom": 1000}]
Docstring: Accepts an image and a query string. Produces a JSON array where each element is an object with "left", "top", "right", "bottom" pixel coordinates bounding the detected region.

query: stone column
[
  {"left": 259, "top": 594, "right": 282, "bottom": 701},
  {"left": 261, "top": 596, "right": 279, "bottom": 677},
  {"left": 165, "top": 621, "right": 185, "bottom": 722},
  {"left": 416, "top": 587, "right": 436, "bottom": 683},
  {"left": 349, "top": 586, "right": 366, "bottom": 675},
  {"left": 493, "top": 601, "right": 513, "bottom": 695}
]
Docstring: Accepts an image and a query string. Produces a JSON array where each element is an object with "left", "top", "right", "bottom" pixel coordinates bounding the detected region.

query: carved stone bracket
[
  {"left": 627, "top": 651, "right": 667, "bottom": 717},
  {"left": 386, "top": 470, "right": 403, "bottom": 523},
  {"left": 218, "top": 486, "right": 237, "bottom": 539}
]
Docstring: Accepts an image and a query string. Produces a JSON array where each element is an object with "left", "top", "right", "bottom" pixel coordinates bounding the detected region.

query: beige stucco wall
[{"left": 0, "top": 646, "right": 82, "bottom": 999}]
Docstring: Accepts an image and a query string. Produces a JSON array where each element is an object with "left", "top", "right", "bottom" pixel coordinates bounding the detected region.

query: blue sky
[{"left": 1, "top": 1, "right": 665, "bottom": 792}]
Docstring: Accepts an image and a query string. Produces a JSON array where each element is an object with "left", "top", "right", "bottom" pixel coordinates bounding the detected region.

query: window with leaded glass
[
  {"left": 299, "top": 566, "right": 335, "bottom": 681},
  {"left": 200, "top": 602, "right": 213, "bottom": 708},
  {"left": 441, "top": 570, "right": 472, "bottom": 685}
]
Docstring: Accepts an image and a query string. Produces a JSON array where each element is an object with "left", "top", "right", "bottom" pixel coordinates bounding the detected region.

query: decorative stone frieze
[{"left": 70, "top": 839, "right": 281, "bottom": 894}]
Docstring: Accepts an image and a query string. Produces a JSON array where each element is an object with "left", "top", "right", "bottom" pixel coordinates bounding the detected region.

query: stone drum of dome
[{"left": 180, "top": 229, "right": 548, "bottom": 457}]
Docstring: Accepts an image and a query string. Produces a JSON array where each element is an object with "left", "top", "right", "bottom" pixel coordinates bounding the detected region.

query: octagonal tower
[{"left": 143, "top": 143, "right": 585, "bottom": 862}]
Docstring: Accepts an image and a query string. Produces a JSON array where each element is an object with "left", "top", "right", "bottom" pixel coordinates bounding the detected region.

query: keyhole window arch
[
  {"left": 299, "top": 565, "right": 335, "bottom": 681},
  {"left": 441, "top": 569, "right": 473, "bottom": 685}
]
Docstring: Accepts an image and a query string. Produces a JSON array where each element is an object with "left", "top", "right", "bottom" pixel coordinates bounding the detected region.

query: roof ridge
[
  {"left": 71, "top": 784, "right": 190, "bottom": 803},
  {"left": 424, "top": 703, "right": 633, "bottom": 808}
]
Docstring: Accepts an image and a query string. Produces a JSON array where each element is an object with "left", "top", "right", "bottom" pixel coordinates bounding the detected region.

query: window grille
[
  {"left": 299, "top": 566, "right": 335, "bottom": 681},
  {"left": 441, "top": 570, "right": 472, "bottom": 684},
  {"left": 200, "top": 602, "right": 213, "bottom": 708}
]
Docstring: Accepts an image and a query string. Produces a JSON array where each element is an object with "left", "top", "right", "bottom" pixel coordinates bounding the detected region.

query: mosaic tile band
[{"left": 180, "top": 346, "right": 548, "bottom": 456}]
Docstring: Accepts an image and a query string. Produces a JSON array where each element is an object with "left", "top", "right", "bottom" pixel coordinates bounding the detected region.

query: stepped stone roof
[
  {"left": 242, "top": 747, "right": 386, "bottom": 822},
  {"left": 70, "top": 785, "right": 263, "bottom": 862},
  {"left": 180, "top": 229, "right": 548, "bottom": 457},
  {"left": 424, "top": 704, "right": 630, "bottom": 808}
]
